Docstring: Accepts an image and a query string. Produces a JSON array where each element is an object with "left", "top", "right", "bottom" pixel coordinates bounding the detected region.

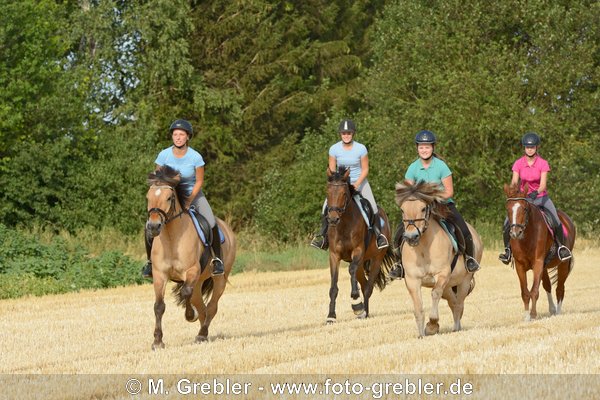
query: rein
[
  {"left": 506, "top": 197, "right": 530, "bottom": 231},
  {"left": 148, "top": 185, "right": 186, "bottom": 225}
]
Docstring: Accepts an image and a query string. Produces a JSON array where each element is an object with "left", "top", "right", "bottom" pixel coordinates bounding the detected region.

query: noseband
[
  {"left": 148, "top": 185, "right": 185, "bottom": 225},
  {"left": 506, "top": 197, "right": 530, "bottom": 231},
  {"left": 402, "top": 199, "right": 432, "bottom": 238}
]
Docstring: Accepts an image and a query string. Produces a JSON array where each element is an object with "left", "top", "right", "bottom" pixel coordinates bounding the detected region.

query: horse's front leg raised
[
  {"left": 529, "top": 259, "right": 544, "bottom": 320},
  {"left": 152, "top": 277, "right": 168, "bottom": 350},
  {"left": 327, "top": 252, "right": 341, "bottom": 324},
  {"left": 348, "top": 252, "right": 365, "bottom": 317},
  {"left": 183, "top": 264, "right": 202, "bottom": 322},
  {"left": 426, "top": 272, "right": 449, "bottom": 336}
]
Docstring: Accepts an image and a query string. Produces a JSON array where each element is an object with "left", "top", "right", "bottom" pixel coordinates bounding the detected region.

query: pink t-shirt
[{"left": 512, "top": 155, "right": 550, "bottom": 197}]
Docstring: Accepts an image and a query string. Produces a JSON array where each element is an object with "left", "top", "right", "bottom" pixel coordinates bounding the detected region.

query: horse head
[
  {"left": 503, "top": 183, "right": 530, "bottom": 240},
  {"left": 326, "top": 167, "right": 352, "bottom": 226},
  {"left": 395, "top": 180, "right": 448, "bottom": 246},
  {"left": 146, "top": 166, "right": 184, "bottom": 237}
]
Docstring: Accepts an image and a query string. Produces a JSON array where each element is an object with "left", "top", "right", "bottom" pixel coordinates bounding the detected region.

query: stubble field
[{"left": 1, "top": 246, "right": 598, "bottom": 399}]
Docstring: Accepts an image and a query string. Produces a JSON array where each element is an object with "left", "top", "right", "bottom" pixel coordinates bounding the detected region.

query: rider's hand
[{"left": 528, "top": 190, "right": 538, "bottom": 200}]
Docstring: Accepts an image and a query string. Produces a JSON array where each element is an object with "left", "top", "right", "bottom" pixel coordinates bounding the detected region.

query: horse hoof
[
  {"left": 152, "top": 342, "right": 165, "bottom": 351},
  {"left": 195, "top": 335, "right": 208, "bottom": 343},
  {"left": 356, "top": 311, "right": 367, "bottom": 319},
  {"left": 425, "top": 321, "right": 439, "bottom": 336},
  {"left": 186, "top": 305, "right": 199, "bottom": 322},
  {"left": 326, "top": 318, "right": 336, "bottom": 325}
]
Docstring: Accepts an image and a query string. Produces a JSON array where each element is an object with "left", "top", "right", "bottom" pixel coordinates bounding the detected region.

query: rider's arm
[
  {"left": 328, "top": 155, "right": 337, "bottom": 173},
  {"left": 353, "top": 155, "right": 369, "bottom": 189},
  {"left": 441, "top": 174, "right": 454, "bottom": 200},
  {"left": 186, "top": 166, "right": 204, "bottom": 209},
  {"left": 538, "top": 171, "right": 548, "bottom": 194},
  {"left": 510, "top": 171, "right": 519, "bottom": 186}
]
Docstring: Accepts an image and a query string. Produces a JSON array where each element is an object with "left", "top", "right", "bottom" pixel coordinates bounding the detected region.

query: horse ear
[
  {"left": 522, "top": 183, "right": 529, "bottom": 195},
  {"left": 342, "top": 168, "right": 350, "bottom": 180}
]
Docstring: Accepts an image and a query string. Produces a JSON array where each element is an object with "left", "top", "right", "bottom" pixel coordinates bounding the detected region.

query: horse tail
[
  {"left": 467, "top": 276, "right": 476, "bottom": 296},
  {"left": 374, "top": 246, "right": 395, "bottom": 290},
  {"left": 548, "top": 255, "right": 575, "bottom": 285},
  {"left": 172, "top": 278, "right": 215, "bottom": 307}
]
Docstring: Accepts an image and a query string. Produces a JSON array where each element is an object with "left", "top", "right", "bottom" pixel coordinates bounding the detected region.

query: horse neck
[{"left": 161, "top": 202, "right": 193, "bottom": 243}]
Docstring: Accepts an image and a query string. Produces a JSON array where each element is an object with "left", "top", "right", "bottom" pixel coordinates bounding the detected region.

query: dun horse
[
  {"left": 325, "top": 167, "right": 394, "bottom": 323},
  {"left": 146, "top": 166, "right": 236, "bottom": 349},
  {"left": 395, "top": 181, "right": 483, "bottom": 338},
  {"left": 503, "top": 183, "right": 576, "bottom": 320}
]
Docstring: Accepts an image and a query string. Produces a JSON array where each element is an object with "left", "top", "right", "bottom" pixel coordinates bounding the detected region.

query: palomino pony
[
  {"left": 395, "top": 181, "right": 483, "bottom": 338},
  {"left": 325, "top": 167, "right": 395, "bottom": 323},
  {"left": 146, "top": 166, "right": 236, "bottom": 349},
  {"left": 503, "top": 183, "right": 576, "bottom": 320}
]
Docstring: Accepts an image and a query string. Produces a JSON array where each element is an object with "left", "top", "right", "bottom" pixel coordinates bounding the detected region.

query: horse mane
[
  {"left": 504, "top": 182, "right": 526, "bottom": 198},
  {"left": 328, "top": 166, "right": 359, "bottom": 195},
  {"left": 394, "top": 180, "right": 450, "bottom": 220},
  {"left": 147, "top": 165, "right": 188, "bottom": 204}
]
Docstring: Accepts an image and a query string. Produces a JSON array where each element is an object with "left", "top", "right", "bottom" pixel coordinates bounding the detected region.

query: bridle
[
  {"left": 147, "top": 185, "right": 185, "bottom": 225},
  {"left": 402, "top": 198, "right": 432, "bottom": 238},
  {"left": 506, "top": 197, "right": 530, "bottom": 232},
  {"left": 327, "top": 182, "right": 350, "bottom": 217}
]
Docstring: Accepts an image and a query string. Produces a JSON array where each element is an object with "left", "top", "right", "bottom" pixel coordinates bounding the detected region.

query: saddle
[
  {"left": 438, "top": 219, "right": 464, "bottom": 273},
  {"left": 536, "top": 206, "right": 565, "bottom": 266},
  {"left": 188, "top": 207, "right": 225, "bottom": 271},
  {"left": 352, "top": 194, "right": 385, "bottom": 248}
]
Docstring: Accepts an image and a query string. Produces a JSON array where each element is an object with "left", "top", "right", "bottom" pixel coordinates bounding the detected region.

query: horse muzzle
[
  {"left": 327, "top": 216, "right": 340, "bottom": 226},
  {"left": 403, "top": 231, "right": 421, "bottom": 247},
  {"left": 146, "top": 220, "right": 163, "bottom": 238},
  {"left": 509, "top": 227, "right": 525, "bottom": 240}
]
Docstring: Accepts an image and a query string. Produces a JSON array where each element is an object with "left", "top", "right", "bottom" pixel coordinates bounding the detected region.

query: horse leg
[
  {"left": 197, "top": 276, "right": 226, "bottom": 342},
  {"left": 555, "top": 261, "right": 570, "bottom": 315},
  {"left": 541, "top": 267, "right": 556, "bottom": 315},
  {"left": 348, "top": 253, "right": 364, "bottom": 316},
  {"left": 425, "top": 273, "right": 449, "bottom": 336},
  {"left": 152, "top": 277, "right": 168, "bottom": 350},
  {"left": 183, "top": 265, "right": 201, "bottom": 322},
  {"left": 515, "top": 264, "right": 531, "bottom": 321},
  {"left": 405, "top": 276, "right": 425, "bottom": 338},
  {"left": 529, "top": 260, "right": 544, "bottom": 320},
  {"left": 354, "top": 265, "right": 369, "bottom": 319},
  {"left": 327, "top": 252, "right": 340, "bottom": 324}
]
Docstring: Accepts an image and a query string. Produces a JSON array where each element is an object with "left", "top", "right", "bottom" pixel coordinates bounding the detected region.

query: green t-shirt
[{"left": 405, "top": 157, "right": 454, "bottom": 203}]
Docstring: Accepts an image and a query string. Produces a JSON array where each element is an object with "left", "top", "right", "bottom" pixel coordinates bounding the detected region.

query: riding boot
[
  {"left": 141, "top": 233, "right": 154, "bottom": 279},
  {"left": 310, "top": 214, "right": 329, "bottom": 250},
  {"left": 498, "top": 225, "right": 512, "bottom": 265},
  {"left": 372, "top": 221, "right": 389, "bottom": 249},
  {"left": 389, "top": 223, "right": 405, "bottom": 280},
  {"left": 464, "top": 235, "right": 480, "bottom": 273},
  {"left": 554, "top": 223, "right": 572, "bottom": 261},
  {"left": 210, "top": 226, "right": 225, "bottom": 276}
]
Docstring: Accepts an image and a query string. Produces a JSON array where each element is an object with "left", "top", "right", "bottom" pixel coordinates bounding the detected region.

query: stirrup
[
  {"left": 465, "top": 256, "right": 480, "bottom": 273},
  {"left": 211, "top": 257, "right": 224, "bottom": 276},
  {"left": 389, "top": 262, "right": 404, "bottom": 280},
  {"left": 376, "top": 234, "right": 389, "bottom": 250},
  {"left": 310, "top": 235, "right": 328, "bottom": 250},
  {"left": 557, "top": 245, "right": 572, "bottom": 261},
  {"left": 498, "top": 248, "right": 511, "bottom": 265}
]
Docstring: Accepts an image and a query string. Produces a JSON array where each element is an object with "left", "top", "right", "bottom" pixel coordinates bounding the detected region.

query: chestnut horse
[
  {"left": 325, "top": 167, "right": 395, "bottom": 323},
  {"left": 503, "top": 183, "right": 576, "bottom": 320},
  {"left": 395, "top": 181, "right": 483, "bottom": 338},
  {"left": 146, "top": 166, "right": 236, "bottom": 349}
]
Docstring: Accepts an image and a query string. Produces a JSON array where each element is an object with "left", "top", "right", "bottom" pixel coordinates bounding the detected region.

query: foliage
[{"left": 0, "top": 224, "right": 143, "bottom": 299}]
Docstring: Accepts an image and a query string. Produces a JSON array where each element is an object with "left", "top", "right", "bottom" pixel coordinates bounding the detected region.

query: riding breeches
[
  {"left": 446, "top": 202, "right": 475, "bottom": 256},
  {"left": 190, "top": 190, "right": 216, "bottom": 228}
]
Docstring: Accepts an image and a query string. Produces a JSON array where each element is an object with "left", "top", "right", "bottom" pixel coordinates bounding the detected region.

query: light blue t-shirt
[
  {"left": 155, "top": 146, "right": 205, "bottom": 196},
  {"left": 329, "top": 141, "right": 368, "bottom": 184},
  {"left": 405, "top": 157, "right": 454, "bottom": 203}
]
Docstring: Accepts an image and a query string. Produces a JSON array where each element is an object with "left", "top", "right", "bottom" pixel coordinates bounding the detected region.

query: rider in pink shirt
[{"left": 499, "top": 132, "right": 572, "bottom": 264}]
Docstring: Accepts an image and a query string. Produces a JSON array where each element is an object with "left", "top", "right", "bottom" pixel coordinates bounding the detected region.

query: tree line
[{"left": 0, "top": 0, "right": 598, "bottom": 242}]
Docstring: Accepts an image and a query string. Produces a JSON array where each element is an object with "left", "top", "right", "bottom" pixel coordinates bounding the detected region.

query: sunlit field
[{"left": 1, "top": 246, "right": 598, "bottom": 399}]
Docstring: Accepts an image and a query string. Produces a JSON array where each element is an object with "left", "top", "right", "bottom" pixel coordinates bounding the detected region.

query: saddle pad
[
  {"left": 352, "top": 195, "right": 383, "bottom": 227},
  {"left": 188, "top": 210, "right": 225, "bottom": 246},
  {"left": 439, "top": 220, "right": 458, "bottom": 253}
]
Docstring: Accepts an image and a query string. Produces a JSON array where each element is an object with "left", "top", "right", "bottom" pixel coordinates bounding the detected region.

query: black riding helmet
[
  {"left": 415, "top": 130, "right": 436, "bottom": 144},
  {"left": 169, "top": 119, "right": 193, "bottom": 139},
  {"left": 521, "top": 132, "right": 540, "bottom": 146},
  {"left": 338, "top": 119, "right": 356, "bottom": 133}
]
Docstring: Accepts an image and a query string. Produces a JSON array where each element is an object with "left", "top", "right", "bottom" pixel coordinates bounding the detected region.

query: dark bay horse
[
  {"left": 146, "top": 166, "right": 236, "bottom": 349},
  {"left": 503, "top": 183, "right": 576, "bottom": 320},
  {"left": 325, "top": 167, "right": 394, "bottom": 323},
  {"left": 395, "top": 181, "right": 483, "bottom": 337}
]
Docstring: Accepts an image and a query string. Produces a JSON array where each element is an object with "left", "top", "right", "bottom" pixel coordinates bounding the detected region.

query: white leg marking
[{"left": 547, "top": 292, "right": 556, "bottom": 315}]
